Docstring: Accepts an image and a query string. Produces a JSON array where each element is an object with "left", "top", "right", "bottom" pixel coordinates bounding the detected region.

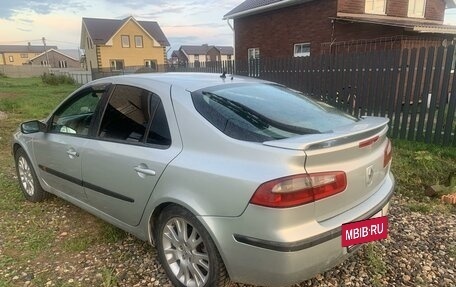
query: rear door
[{"left": 82, "top": 83, "right": 181, "bottom": 226}]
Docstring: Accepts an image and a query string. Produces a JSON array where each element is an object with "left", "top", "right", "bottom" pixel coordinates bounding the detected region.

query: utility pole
[{"left": 42, "top": 37, "right": 51, "bottom": 67}]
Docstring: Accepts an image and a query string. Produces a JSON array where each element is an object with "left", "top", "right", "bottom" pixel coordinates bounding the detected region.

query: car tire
[
  {"left": 155, "top": 205, "right": 229, "bottom": 287},
  {"left": 14, "top": 148, "right": 48, "bottom": 202}
]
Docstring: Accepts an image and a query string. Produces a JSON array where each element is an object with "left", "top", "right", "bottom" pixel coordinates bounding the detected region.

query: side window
[
  {"left": 51, "top": 89, "right": 102, "bottom": 136},
  {"left": 98, "top": 85, "right": 171, "bottom": 147}
]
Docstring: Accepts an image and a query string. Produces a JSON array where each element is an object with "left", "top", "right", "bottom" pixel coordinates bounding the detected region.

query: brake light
[
  {"left": 383, "top": 139, "right": 392, "bottom": 167},
  {"left": 250, "top": 172, "right": 347, "bottom": 208},
  {"left": 359, "top": 135, "right": 380, "bottom": 148}
]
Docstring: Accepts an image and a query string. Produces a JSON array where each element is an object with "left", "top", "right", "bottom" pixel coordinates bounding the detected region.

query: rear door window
[
  {"left": 98, "top": 85, "right": 171, "bottom": 147},
  {"left": 192, "top": 83, "right": 357, "bottom": 142}
]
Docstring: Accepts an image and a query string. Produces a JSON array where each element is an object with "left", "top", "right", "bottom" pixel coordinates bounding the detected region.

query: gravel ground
[{"left": 1, "top": 194, "right": 455, "bottom": 287}]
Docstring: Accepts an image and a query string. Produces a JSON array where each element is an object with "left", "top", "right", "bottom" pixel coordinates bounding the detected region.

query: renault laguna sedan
[{"left": 12, "top": 73, "right": 394, "bottom": 287}]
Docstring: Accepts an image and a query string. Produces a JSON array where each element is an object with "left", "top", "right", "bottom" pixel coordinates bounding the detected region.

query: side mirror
[{"left": 21, "top": 120, "right": 46, "bottom": 134}]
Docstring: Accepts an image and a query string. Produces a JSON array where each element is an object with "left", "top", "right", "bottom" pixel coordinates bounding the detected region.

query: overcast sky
[
  {"left": 1, "top": 0, "right": 456, "bottom": 55},
  {"left": 0, "top": 0, "right": 243, "bottom": 54}
]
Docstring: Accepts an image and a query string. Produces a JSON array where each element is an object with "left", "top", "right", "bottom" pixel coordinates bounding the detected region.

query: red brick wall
[
  {"left": 234, "top": 0, "right": 448, "bottom": 61},
  {"left": 337, "top": 0, "right": 445, "bottom": 21},
  {"left": 234, "top": 0, "right": 337, "bottom": 61},
  {"left": 425, "top": 0, "right": 445, "bottom": 21},
  {"left": 386, "top": 0, "right": 409, "bottom": 17},
  {"left": 338, "top": 0, "right": 365, "bottom": 13}
]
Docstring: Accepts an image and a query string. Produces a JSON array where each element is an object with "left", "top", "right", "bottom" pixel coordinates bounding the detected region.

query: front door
[{"left": 34, "top": 87, "right": 104, "bottom": 202}]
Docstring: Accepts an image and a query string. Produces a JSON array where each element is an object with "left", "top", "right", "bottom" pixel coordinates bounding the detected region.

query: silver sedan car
[{"left": 12, "top": 73, "right": 395, "bottom": 287}]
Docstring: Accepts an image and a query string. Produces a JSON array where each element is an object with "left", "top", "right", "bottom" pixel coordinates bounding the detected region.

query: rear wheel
[
  {"left": 15, "top": 148, "right": 48, "bottom": 202},
  {"left": 155, "top": 205, "right": 229, "bottom": 287}
]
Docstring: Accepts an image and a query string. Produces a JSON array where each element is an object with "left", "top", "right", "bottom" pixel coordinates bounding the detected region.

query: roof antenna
[{"left": 220, "top": 71, "right": 226, "bottom": 78}]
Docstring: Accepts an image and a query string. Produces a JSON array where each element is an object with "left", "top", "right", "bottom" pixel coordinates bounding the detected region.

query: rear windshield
[{"left": 192, "top": 83, "right": 358, "bottom": 142}]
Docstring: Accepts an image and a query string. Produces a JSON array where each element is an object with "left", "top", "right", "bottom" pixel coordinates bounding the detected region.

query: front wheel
[
  {"left": 14, "top": 148, "right": 48, "bottom": 202},
  {"left": 155, "top": 205, "right": 229, "bottom": 287}
]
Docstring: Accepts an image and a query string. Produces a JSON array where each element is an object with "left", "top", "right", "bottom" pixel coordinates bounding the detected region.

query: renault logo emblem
[{"left": 366, "top": 166, "right": 374, "bottom": 186}]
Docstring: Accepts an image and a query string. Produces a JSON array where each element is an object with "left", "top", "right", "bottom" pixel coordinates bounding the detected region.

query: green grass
[
  {"left": 365, "top": 243, "right": 387, "bottom": 287},
  {"left": 391, "top": 139, "right": 456, "bottom": 211}
]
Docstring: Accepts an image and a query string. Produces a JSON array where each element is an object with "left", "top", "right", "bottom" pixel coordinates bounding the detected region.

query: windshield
[{"left": 192, "top": 83, "right": 358, "bottom": 142}]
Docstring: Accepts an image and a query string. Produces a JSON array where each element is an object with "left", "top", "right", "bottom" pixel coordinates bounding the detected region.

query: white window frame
[
  {"left": 248, "top": 48, "right": 260, "bottom": 60},
  {"left": 194, "top": 55, "right": 200, "bottom": 62},
  {"left": 8, "top": 56, "right": 14, "bottom": 62},
  {"left": 121, "top": 35, "right": 130, "bottom": 48},
  {"left": 294, "top": 43, "right": 311, "bottom": 57},
  {"left": 365, "top": 0, "right": 386, "bottom": 15},
  {"left": 408, "top": 0, "right": 426, "bottom": 18},
  {"left": 134, "top": 35, "right": 143, "bottom": 48}
]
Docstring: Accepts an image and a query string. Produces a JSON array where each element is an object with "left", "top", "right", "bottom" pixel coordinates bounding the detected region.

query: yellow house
[
  {"left": 80, "top": 16, "right": 169, "bottom": 71},
  {"left": 0, "top": 45, "right": 57, "bottom": 66}
]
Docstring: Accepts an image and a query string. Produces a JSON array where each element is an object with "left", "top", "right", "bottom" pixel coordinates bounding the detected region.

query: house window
[
  {"left": 144, "top": 60, "right": 157, "bottom": 70},
  {"left": 40, "top": 60, "right": 49, "bottom": 66},
  {"left": 8, "top": 56, "right": 14, "bottom": 62},
  {"left": 194, "top": 55, "right": 199, "bottom": 61},
  {"left": 20, "top": 53, "right": 28, "bottom": 58},
  {"left": 227, "top": 55, "right": 232, "bottom": 61},
  {"left": 59, "top": 60, "right": 68, "bottom": 68},
  {"left": 121, "top": 35, "right": 130, "bottom": 48},
  {"left": 365, "top": 0, "right": 386, "bottom": 14},
  {"left": 408, "top": 0, "right": 425, "bottom": 18},
  {"left": 135, "top": 36, "right": 143, "bottom": 48},
  {"left": 248, "top": 48, "right": 260, "bottom": 77},
  {"left": 248, "top": 48, "right": 260, "bottom": 60},
  {"left": 294, "top": 43, "right": 311, "bottom": 57},
  {"left": 110, "top": 59, "right": 125, "bottom": 71}
]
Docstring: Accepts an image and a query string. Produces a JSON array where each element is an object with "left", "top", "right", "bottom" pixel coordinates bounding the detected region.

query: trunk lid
[{"left": 263, "top": 117, "right": 391, "bottom": 221}]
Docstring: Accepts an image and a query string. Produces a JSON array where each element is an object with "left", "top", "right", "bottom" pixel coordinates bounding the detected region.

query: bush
[
  {"left": 0, "top": 72, "right": 7, "bottom": 78},
  {"left": 41, "top": 73, "right": 75, "bottom": 85}
]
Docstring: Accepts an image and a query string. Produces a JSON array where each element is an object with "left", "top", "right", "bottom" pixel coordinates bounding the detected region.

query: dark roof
[
  {"left": 224, "top": 0, "right": 315, "bottom": 19},
  {"left": 334, "top": 16, "right": 456, "bottom": 35},
  {"left": 82, "top": 17, "right": 170, "bottom": 46},
  {"left": 0, "top": 45, "right": 58, "bottom": 53},
  {"left": 180, "top": 45, "right": 234, "bottom": 56},
  {"left": 29, "top": 49, "right": 81, "bottom": 62},
  {"left": 171, "top": 50, "right": 188, "bottom": 61},
  {"left": 225, "top": 0, "right": 456, "bottom": 19},
  {"left": 215, "top": 46, "right": 234, "bottom": 55},
  {"left": 180, "top": 45, "right": 212, "bottom": 55}
]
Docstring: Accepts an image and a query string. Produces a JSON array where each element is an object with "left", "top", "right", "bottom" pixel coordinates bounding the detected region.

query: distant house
[
  {"left": 29, "top": 49, "right": 81, "bottom": 68},
  {"left": 0, "top": 44, "right": 57, "bottom": 66},
  {"left": 170, "top": 50, "right": 188, "bottom": 66},
  {"left": 80, "top": 16, "right": 169, "bottom": 71},
  {"left": 172, "top": 44, "right": 234, "bottom": 66},
  {"left": 224, "top": 0, "right": 456, "bottom": 62}
]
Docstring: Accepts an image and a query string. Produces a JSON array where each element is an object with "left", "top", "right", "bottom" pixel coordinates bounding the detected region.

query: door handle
[
  {"left": 66, "top": 148, "right": 79, "bottom": 159},
  {"left": 134, "top": 165, "right": 156, "bottom": 177}
]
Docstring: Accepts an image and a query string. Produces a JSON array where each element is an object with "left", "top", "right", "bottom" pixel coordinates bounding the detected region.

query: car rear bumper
[{"left": 199, "top": 172, "right": 395, "bottom": 286}]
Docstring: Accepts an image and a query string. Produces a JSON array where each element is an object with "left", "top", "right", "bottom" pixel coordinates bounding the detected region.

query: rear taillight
[
  {"left": 250, "top": 172, "right": 347, "bottom": 208},
  {"left": 383, "top": 139, "right": 392, "bottom": 167}
]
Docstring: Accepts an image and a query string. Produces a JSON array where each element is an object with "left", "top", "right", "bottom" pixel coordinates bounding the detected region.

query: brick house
[
  {"left": 171, "top": 45, "right": 234, "bottom": 66},
  {"left": 224, "top": 0, "right": 456, "bottom": 62},
  {"left": 81, "top": 16, "right": 169, "bottom": 71}
]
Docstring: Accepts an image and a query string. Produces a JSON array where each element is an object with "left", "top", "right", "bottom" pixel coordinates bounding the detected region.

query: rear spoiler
[{"left": 262, "top": 117, "right": 390, "bottom": 151}]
